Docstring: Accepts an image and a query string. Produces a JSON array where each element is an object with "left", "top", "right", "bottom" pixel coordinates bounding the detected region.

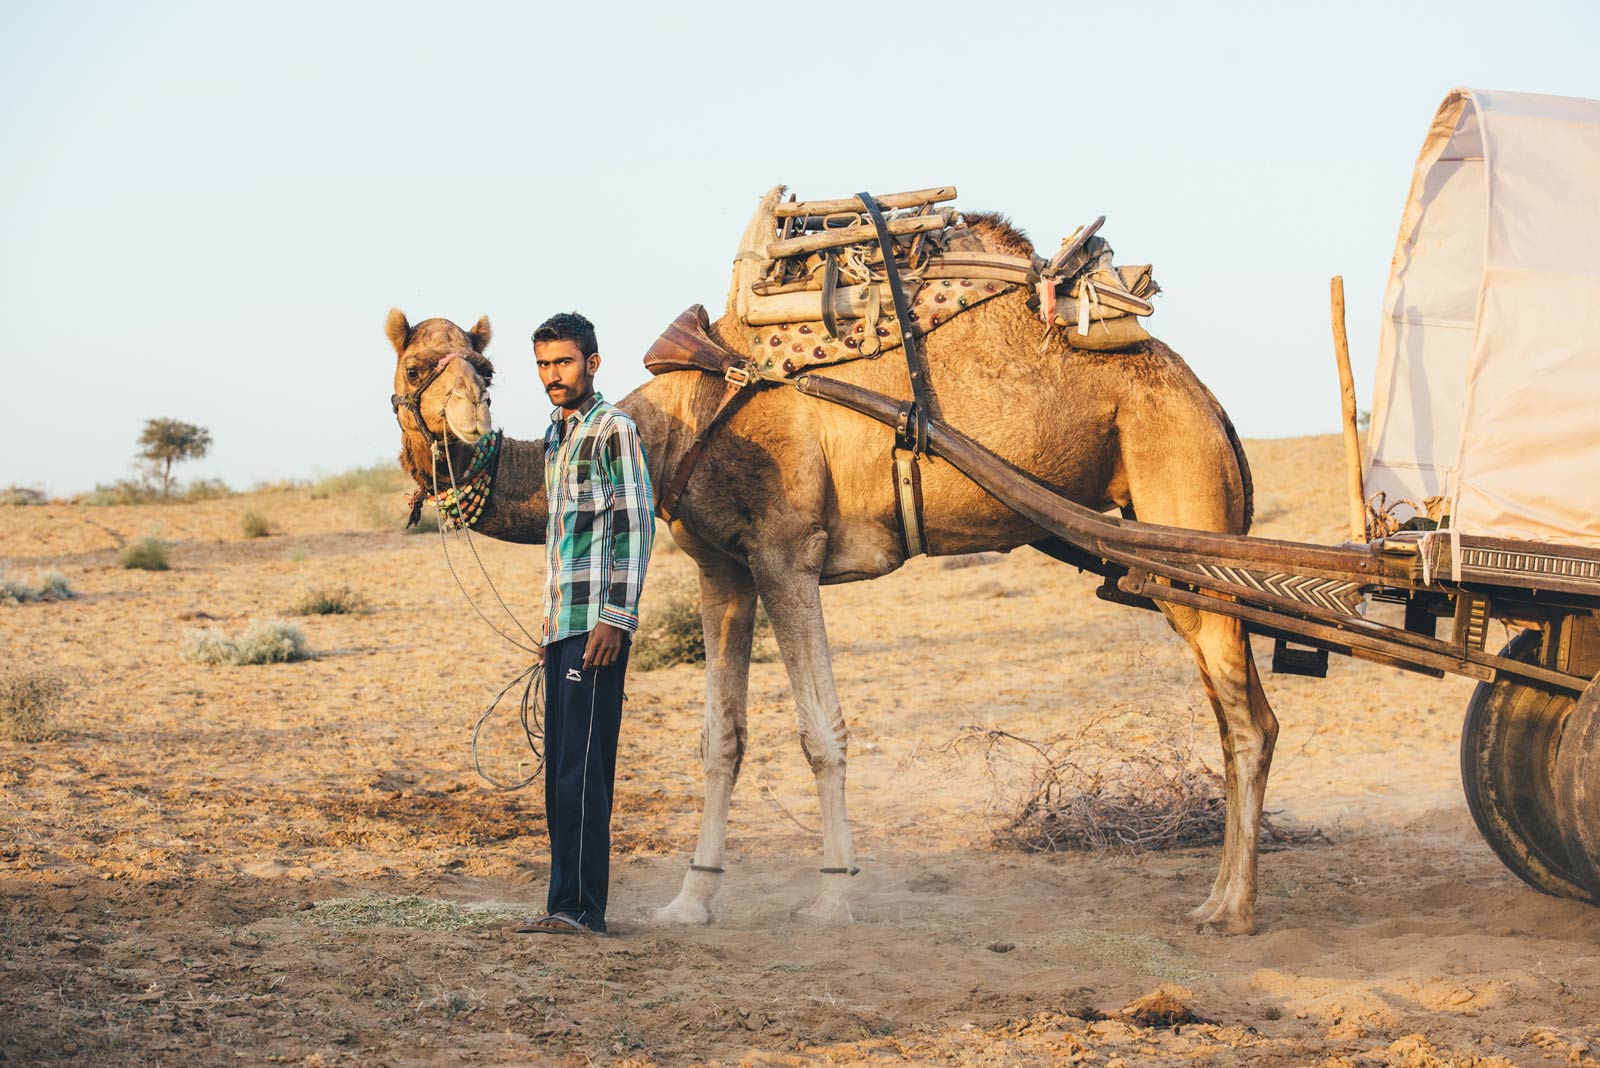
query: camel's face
[{"left": 386, "top": 310, "right": 494, "bottom": 444}]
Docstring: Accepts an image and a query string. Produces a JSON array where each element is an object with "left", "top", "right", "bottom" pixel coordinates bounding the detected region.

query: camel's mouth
[{"left": 442, "top": 395, "right": 492, "bottom": 445}]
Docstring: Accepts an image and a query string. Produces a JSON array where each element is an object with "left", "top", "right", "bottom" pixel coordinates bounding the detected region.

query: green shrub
[
  {"left": 180, "top": 619, "right": 309, "bottom": 665},
  {"left": 119, "top": 537, "right": 170, "bottom": 571},
  {"left": 241, "top": 510, "right": 272, "bottom": 538},
  {"left": 631, "top": 571, "right": 704, "bottom": 671},
  {"left": 0, "top": 669, "right": 69, "bottom": 742},
  {"left": 0, "top": 569, "right": 76, "bottom": 604},
  {"left": 310, "top": 464, "right": 406, "bottom": 499},
  {"left": 286, "top": 585, "right": 365, "bottom": 615}
]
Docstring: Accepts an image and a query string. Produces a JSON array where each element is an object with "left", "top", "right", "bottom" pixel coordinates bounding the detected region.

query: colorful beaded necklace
[{"left": 420, "top": 429, "right": 502, "bottom": 530}]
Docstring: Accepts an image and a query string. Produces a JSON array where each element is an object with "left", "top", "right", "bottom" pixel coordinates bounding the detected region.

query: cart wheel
[
  {"left": 1554, "top": 671, "right": 1600, "bottom": 900},
  {"left": 1460, "top": 630, "right": 1596, "bottom": 902}
]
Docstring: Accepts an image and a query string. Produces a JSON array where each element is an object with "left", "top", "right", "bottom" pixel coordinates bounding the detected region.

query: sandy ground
[{"left": 3, "top": 435, "right": 1599, "bottom": 1067}]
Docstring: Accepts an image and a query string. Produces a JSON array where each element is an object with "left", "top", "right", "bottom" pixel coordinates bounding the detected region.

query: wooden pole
[
  {"left": 764, "top": 212, "right": 952, "bottom": 260},
  {"left": 773, "top": 186, "right": 957, "bottom": 218},
  {"left": 1330, "top": 275, "right": 1367, "bottom": 542}
]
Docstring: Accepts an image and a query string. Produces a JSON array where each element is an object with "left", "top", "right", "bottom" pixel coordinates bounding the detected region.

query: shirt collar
[{"left": 549, "top": 391, "right": 604, "bottom": 426}]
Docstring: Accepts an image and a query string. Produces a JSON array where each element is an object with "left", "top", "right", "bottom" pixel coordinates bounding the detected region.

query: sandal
[{"left": 511, "top": 912, "right": 594, "bottom": 936}]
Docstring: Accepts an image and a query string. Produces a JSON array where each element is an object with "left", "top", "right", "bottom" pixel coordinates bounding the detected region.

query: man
[{"left": 516, "top": 311, "right": 654, "bottom": 936}]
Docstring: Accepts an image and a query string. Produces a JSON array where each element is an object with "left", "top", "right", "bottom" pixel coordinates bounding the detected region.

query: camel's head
[{"left": 386, "top": 309, "right": 495, "bottom": 450}]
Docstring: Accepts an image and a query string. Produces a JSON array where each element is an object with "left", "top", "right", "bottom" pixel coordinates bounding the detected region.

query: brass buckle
[{"left": 724, "top": 361, "right": 754, "bottom": 388}]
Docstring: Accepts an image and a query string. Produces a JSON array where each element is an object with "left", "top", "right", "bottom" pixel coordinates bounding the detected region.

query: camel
[{"left": 384, "top": 212, "right": 1277, "bottom": 936}]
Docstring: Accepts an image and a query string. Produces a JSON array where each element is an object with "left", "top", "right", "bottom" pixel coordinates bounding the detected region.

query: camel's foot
[
  {"left": 794, "top": 890, "right": 855, "bottom": 925},
  {"left": 1187, "top": 901, "right": 1256, "bottom": 936},
  {"left": 651, "top": 878, "right": 719, "bottom": 926},
  {"left": 1184, "top": 896, "right": 1224, "bottom": 925}
]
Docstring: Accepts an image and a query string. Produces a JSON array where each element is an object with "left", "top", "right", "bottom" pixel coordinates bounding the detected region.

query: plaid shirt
[{"left": 542, "top": 393, "right": 655, "bottom": 645}]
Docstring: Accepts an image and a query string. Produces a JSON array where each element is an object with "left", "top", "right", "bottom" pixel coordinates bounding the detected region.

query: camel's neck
[
  {"left": 396, "top": 373, "right": 707, "bottom": 546},
  {"left": 470, "top": 433, "right": 549, "bottom": 544}
]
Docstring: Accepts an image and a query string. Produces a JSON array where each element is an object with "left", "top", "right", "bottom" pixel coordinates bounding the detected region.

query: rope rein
[{"left": 421, "top": 415, "right": 547, "bottom": 789}]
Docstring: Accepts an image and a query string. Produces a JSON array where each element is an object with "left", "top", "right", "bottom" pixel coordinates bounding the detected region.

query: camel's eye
[{"left": 405, "top": 365, "right": 419, "bottom": 382}]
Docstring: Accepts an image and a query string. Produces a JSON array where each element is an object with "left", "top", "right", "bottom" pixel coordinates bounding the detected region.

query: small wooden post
[{"left": 1330, "top": 276, "right": 1367, "bottom": 542}]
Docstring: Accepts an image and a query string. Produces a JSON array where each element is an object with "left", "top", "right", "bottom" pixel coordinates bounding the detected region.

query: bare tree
[{"left": 137, "top": 419, "right": 212, "bottom": 498}]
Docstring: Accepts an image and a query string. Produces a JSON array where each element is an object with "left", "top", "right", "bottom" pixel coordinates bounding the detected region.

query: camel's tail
[{"left": 1200, "top": 382, "right": 1254, "bottom": 535}]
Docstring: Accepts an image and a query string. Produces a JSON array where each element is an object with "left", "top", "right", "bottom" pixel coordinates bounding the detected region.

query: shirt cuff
[{"left": 598, "top": 604, "right": 639, "bottom": 632}]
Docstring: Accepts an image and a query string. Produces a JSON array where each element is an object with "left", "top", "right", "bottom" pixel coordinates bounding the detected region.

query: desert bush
[
  {"left": 182, "top": 478, "right": 232, "bottom": 501},
  {"left": 119, "top": 537, "right": 170, "bottom": 571},
  {"left": 6, "top": 569, "right": 73, "bottom": 603},
  {"left": 631, "top": 570, "right": 704, "bottom": 671},
  {"left": 310, "top": 464, "right": 406, "bottom": 499},
  {"left": 0, "top": 668, "right": 69, "bottom": 743},
  {"left": 0, "top": 486, "right": 48, "bottom": 506},
  {"left": 241, "top": 510, "right": 272, "bottom": 538},
  {"left": 78, "top": 479, "right": 157, "bottom": 506},
  {"left": 286, "top": 584, "right": 365, "bottom": 615},
  {"left": 2, "top": 569, "right": 76, "bottom": 605},
  {"left": 180, "top": 618, "right": 309, "bottom": 665}
]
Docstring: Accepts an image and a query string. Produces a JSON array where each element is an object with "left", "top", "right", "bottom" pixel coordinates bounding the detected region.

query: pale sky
[{"left": 3, "top": 1, "right": 1597, "bottom": 496}]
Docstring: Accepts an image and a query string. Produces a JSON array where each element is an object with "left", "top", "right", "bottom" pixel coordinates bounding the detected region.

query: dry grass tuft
[
  {"left": 943, "top": 715, "right": 1322, "bottom": 854},
  {"left": 181, "top": 619, "right": 310, "bottom": 665},
  {"left": 286, "top": 585, "right": 366, "bottom": 616},
  {"left": 240, "top": 510, "right": 273, "bottom": 538},
  {"left": 0, "top": 569, "right": 75, "bottom": 604},
  {"left": 119, "top": 536, "right": 170, "bottom": 571},
  {"left": 0, "top": 668, "right": 70, "bottom": 743}
]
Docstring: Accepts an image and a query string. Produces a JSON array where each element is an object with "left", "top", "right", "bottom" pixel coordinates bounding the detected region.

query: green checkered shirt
[{"left": 542, "top": 393, "right": 655, "bottom": 645}]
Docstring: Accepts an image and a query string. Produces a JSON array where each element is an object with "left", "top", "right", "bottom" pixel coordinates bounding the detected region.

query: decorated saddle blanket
[{"left": 726, "top": 185, "right": 1160, "bottom": 379}]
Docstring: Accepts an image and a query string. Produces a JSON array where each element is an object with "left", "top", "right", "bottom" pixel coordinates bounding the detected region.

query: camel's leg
[
  {"left": 1162, "top": 603, "right": 1278, "bottom": 934},
  {"left": 653, "top": 559, "right": 758, "bottom": 925},
  {"left": 753, "top": 534, "right": 856, "bottom": 924}
]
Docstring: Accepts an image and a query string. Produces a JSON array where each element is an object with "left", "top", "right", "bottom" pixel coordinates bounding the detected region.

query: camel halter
[{"left": 390, "top": 352, "right": 467, "bottom": 448}]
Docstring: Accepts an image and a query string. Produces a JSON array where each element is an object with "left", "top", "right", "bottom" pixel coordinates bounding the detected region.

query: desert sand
[{"left": 3, "top": 434, "right": 1599, "bottom": 1067}]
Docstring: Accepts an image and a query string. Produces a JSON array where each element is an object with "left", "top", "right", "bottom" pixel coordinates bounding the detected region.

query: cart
[{"left": 779, "top": 87, "right": 1600, "bottom": 903}]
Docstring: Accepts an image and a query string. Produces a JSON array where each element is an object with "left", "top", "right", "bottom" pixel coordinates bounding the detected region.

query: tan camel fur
[{"left": 386, "top": 226, "right": 1278, "bottom": 935}]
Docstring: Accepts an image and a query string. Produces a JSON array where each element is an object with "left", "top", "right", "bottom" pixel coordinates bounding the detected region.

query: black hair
[{"left": 532, "top": 311, "right": 598, "bottom": 358}]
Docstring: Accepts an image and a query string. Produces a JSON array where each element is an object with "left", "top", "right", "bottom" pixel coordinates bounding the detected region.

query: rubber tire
[
  {"left": 1553, "top": 671, "right": 1600, "bottom": 900},
  {"left": 1460, "top": 630, "right": 1596, "bottom": 902}
]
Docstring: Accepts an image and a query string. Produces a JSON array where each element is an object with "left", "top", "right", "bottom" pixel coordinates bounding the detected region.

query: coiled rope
[{"left": 427, "top": 434, "right": 545, "bottom": 789}]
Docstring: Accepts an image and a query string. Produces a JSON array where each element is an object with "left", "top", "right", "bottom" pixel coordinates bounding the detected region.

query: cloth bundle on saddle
[{"left": 730, "top": 184, "right": 1159, "bottom": 374}]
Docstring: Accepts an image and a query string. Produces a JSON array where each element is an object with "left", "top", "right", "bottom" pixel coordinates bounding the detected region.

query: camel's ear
[
  {"left": 467, "top": 315, "right": 492, "bottom": 353},
  {"left": 385, "top": 308, "right": 411, "bottom": 356}
]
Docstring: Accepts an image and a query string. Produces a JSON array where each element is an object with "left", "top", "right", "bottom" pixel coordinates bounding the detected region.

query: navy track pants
[{"left": 542, "top": 632, "right": 629, "bottom": 932}]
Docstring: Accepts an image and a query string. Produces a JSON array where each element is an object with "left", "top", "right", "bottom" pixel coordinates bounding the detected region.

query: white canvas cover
[{"left": 1365, "top": 87, "right": 1600, "bottom": 546}]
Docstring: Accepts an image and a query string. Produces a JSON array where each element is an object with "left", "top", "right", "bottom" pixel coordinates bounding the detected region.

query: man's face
[{"left": 535, "top": 338, "right": 599, "bottom": 410}]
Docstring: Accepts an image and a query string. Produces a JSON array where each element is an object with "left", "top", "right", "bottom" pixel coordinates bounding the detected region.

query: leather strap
[
  {"left": 645, "top": 306, "right": 765, "bottom": 523},
  {"left": 893, "top": 449, "right": 927, "bottom": 558},
  {"left": 820, "top": 252, "right": 842, "bottom": 343},
  {"left": 657, "top": 374, "right": 756, "bottom": 522},
  {"left": 857, "top": 191, "right": 932, "bottom": 455}
]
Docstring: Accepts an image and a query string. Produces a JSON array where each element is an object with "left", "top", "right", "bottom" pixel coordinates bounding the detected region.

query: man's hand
[{"left": 583, "top": 621, "right": 625, "bottom": 670}]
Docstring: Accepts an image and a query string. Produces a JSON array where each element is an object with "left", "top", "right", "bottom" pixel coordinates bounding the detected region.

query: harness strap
[
  {"left": 858, "top": 190, "right": 932, "bottom": 455},
  {"left": 656, "top": 369, "right": 757, "bottom": 522},
  {"left": 893, "top": 448, "right": 927, "bottom": 558}
]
